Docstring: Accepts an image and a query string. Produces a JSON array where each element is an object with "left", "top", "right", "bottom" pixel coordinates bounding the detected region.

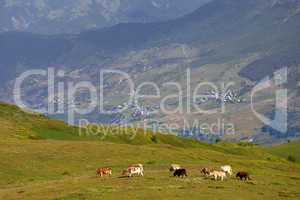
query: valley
[{"left": 0, "top": 0, "right": 299, "bottom": 142}]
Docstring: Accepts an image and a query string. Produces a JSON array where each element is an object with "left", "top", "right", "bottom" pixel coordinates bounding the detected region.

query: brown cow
[
  {"left": 236, "top": 172, "right": 251, "bottom": 180},
  {"left": 96, "top": 167, "right": 112, "bottom": 177}
]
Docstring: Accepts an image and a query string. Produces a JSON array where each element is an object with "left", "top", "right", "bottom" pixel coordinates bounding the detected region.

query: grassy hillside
[
  {"left": 267, "top": 141, "right": 300, "bottom": 164},
  {"left": 0, "top": 102, "right": 207, "bottom": 147},
  {"left": 0, "top": 102, "right": 81, "bottom": 140},
  {"left": 0, "top": 103, "right": 299, "bottom": 200}
]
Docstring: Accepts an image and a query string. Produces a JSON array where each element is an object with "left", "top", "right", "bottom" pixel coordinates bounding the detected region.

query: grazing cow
[
  {"left": 201, "top": 168, "right": 214, "bottom": 177},
  {"left": 173, "top": 169, "right": 187, "bottom": 178},
  {"left": 123, "top": 166, "right": 144, "bottom": 177},
  {"left": 236, "top": 172, "right": 251, "bottom": 181},
  {"left": 96, "top": 167, "right": 112, "bottom": 177},
  {"left": 169, "top": 164, "right": 181, "bottom": 172},
  {"left": 129, "top": 164, "right": 144, "bottom": 173},
  {"left": 220, "top": 165, "right": 233, "bottom": 176},
  {"left": 209, "top": 171, "right": 227, "bottom": 181}
]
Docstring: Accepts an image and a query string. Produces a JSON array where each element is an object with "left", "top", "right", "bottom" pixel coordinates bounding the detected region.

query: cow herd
[{"left": 96, "top": 164, "right": 251, "bottom": 181}]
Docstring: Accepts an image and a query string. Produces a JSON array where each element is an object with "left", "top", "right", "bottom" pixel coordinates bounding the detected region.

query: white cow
[
  {"left": 220, "top": 165, "right": 232, "bottom": 176},
  {"left": 123, "top": 166, "right": 144, "bottom": 177},
  {"left": 209, "top": 171, "right": 227, "bottom": 181},
  {"left": 169, "top": 164, "right": 181, "bottom": 172}
]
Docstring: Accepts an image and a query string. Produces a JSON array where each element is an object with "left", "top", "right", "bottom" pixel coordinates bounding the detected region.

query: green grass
[
  {"left": 0, "top": 102, "right": 299, "bottom": 200},
  {"left": 267, "top": 141, "right": 300, "bottom": 164},
  {"left": 0, "top": 102, "right": 81, "bottom": 140},
  {"left": 0, "top": 139, "right": 299, "bottom": 200}
]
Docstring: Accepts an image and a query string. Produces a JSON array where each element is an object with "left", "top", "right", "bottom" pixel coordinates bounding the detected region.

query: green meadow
[{"left": 0, "top": 103, "right": 299, "bottom": 200}]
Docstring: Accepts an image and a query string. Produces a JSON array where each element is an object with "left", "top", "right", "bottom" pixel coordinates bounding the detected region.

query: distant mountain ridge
[
  {"left": 0, "top": 0, "right": 211, "bottom": 34},
  {"left": 1, "top": 0, "right": 299, "bottom": 80}
]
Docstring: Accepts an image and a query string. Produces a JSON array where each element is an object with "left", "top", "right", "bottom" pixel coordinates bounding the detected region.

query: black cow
[
  {"left": 173, "top": 168, "right": 187, "bottom": 178},
  {"left": 236, "top": 172, "right": 251, "bottom": 180}
]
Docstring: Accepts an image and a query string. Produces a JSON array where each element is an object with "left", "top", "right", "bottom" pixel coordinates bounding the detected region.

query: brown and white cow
[
  {"left": 201, "top": 167, "right": 214, "bottom": 177},
  {"left": 96, "top": 167, "right": 112, "bottom": 177},
  {"left": 129, "top": 164, "right": 144, "bottom": 173},
  {"left": 122, "top": 166, "right": 144, "bottom": 177}
]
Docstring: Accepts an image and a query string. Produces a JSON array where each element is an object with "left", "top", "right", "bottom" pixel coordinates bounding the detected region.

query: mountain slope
[
  {"left": 0, "top": 0, "right": 211, "bottom": 34},
  {"left": 0, "top": 0, "right": 299, "bottom": 143},
  {"left": 1, "top": 0, "right": 299, "bottom": 81}
]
